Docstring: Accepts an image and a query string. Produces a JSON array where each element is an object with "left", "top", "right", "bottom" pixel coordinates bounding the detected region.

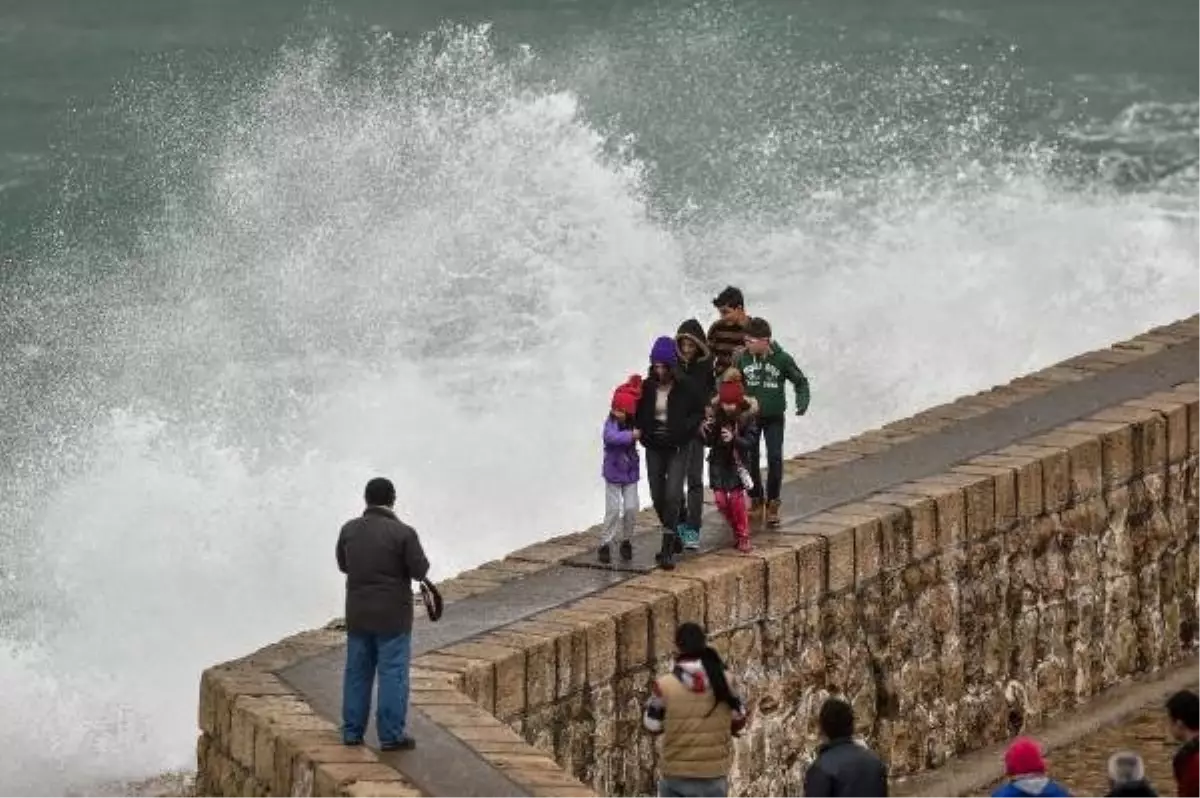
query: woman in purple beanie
[{"left": 634, "top": 336, "right": 707, "bottom": 569}]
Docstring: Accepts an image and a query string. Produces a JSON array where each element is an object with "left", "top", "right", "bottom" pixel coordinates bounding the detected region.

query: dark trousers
[
  {"left": 677, "top": 439, "right": 706, "bottom": 529},
  {"left": 646, "top": 446, "right": 687, "bottom": 530},
  {"left": 748, "top": 415, "right": 785, "bottom": 502}
]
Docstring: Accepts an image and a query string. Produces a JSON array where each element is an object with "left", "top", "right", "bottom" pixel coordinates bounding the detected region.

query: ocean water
[{"left": 0, "top": 0, "right": 1196, "bottom": 793}]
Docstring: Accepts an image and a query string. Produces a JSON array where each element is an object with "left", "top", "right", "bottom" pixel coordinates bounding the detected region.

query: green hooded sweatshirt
[{"left": 733, "top": 342, "right": 810, "bottom": 419}]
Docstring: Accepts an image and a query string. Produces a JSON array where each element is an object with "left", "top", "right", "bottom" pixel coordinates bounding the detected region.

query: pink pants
[{"left": 714, "top": 488, "right": 750, "bottom": 541}]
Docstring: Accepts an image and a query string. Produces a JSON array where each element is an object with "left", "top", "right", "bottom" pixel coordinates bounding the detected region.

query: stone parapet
[{"left": 196, "top": 314, "right": 1199, "bottom": 796}]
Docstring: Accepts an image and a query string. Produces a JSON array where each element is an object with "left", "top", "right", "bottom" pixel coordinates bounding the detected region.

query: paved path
[{"left": 277, "top": 338, "right": 1199, "bottom": 797}]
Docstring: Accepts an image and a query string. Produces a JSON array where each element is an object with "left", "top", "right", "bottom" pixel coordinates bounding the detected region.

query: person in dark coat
[
  {"left": 1167, "top": 689, "right": 1200, "bottom": 797},
  {"left": 336, "top": 477, "right": 431, "bottom": 750},
  {"left": 804, "top": 697, "right": 889, "bottom": 797},
  {"left": 675, "top": 318, "right": 716, "bottom": 549},
  {"left": 1106, "top": 751, "right": 1158, "bottom": 796},
  {"left": 635, "top": 336, "right": 707, "bottom": 570},
  {"left": 700, "top": 380, "right": 758, "bottom": 553}
]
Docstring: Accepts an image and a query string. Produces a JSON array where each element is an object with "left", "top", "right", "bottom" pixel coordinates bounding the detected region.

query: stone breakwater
[{"left": 197, "top": 315, "right": 1199, "bottom": 797}]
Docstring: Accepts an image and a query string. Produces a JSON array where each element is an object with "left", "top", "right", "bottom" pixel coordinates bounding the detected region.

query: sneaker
[
  {"left": 380, "top": 736, "right": 416, "bottom": 752},
  {"left": 735, "top": 536, "right": 752, "bottom": 553},
  {"left": 598, "top": 544, "right": 611, "bottom": 565},
  {"left": 679, "top": 524, "right": 702, "bottom": 551},
  {"left": 618, "top": 540, "right": 633, "bottom": 561}
]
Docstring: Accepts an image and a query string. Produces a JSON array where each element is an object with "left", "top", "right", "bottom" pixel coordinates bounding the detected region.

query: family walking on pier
[{"left": 600, "top": 285, "right": 811, "bottom": 569}]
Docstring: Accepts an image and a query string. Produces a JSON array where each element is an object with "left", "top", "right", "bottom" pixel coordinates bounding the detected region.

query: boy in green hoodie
[{"left": 731, "top": 317, "right": 810, "bottom": 528}]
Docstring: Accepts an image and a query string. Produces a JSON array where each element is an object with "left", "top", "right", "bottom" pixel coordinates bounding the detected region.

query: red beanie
[
  {"left": 1004, "top": 737, "right": 1046, "bottom": 776},
  {"left": 611, "top": 374, "right": 643, "bottom": 415},
  {"left": 718, "top": 380, "right": 744, "bottom": 405}
]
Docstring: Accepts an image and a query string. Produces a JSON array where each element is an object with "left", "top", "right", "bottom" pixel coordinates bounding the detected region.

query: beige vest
[{"left": 656, "top": 673, "right": 735, "bottom": 779}]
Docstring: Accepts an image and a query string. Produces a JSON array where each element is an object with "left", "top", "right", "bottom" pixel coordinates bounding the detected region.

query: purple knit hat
[{"left": 649, "top": 336, "right": 678, "bottom": 367}]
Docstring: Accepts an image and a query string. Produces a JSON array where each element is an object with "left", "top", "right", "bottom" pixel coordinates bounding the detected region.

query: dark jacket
[
  {"left": 635, "top": 372, "right": 706, "bottom": 451},
  {"left": 1174, "top": 738, "right": 1198, "bottom": 798},
  {"left": 1107, "top": 781, "right": 1158, "bottom": 797},
  {"left": 336, "top": 506, "right": 431, "bottom": 635},
  {"left": 804, "top": 737, "right": 889, "bottom": 797},
  {"left": 701, "top": 396, "right": 759, "bottom": 491},
  {"left": 676, "top": 318, "right": 716, "bottom": 401}
]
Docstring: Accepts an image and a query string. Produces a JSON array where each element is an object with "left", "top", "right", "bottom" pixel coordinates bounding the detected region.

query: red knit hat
[
  {"left": 611, "top": 374, "right": 643, "bottom": 415},
  {"left": 1004, "top": 737, "right": 1046, "bottom": 776},
  {"left": 718, "top": 380, "right": 744, "bottom": 405}
]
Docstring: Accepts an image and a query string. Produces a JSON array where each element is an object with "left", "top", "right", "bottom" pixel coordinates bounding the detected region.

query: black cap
[
  {"left": 712, "top": 285, "right": 744, "bottom": 309},
  {"left": 746, "top": 317, "right": 772, "bottom": 339}
]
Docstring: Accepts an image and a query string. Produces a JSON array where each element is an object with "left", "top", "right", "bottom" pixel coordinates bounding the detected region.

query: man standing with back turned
[{"left": 337, "top": 477, "right": 431, "bottom": 751}]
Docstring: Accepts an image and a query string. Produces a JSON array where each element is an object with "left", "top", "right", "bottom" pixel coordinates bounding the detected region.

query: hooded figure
[
  {"left": 671, "top": 318, "right": 715, "bottom": 552},
  {"left": 991, "top": 738, "right": 1071, "bottom": 797},
  {"left": 1106, "top": 751, "right": 1158, "bottom": 797},
  {"left": 675, "top": 319, "right": 716, "bottom": 400}
]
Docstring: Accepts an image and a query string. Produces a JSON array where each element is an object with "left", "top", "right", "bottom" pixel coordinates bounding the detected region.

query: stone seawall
[{"left": 196, "top": 316, "right": 1199, "bottom": 797}]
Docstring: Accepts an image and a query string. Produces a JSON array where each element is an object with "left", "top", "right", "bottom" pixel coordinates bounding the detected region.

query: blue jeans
[
  {"left": 659, "top": 776, "right": 728, "bottom": 797},
  {"left": 341, "top": 630, "right": 412, "bottom": 745}
]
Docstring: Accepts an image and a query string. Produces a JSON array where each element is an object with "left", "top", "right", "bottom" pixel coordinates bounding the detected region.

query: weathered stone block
[
  {"left": 759, "top": 545, "right": 800, "bottom": 618},
  {"left": 1026, "top": 430, "right": 1103, "bottom": 502},
  {"left": 893, "top": 479, "right": 967, "bottom": 547},
  {"left": 819, "top": 507, "right": 884, "bottom": 584},
  {"left": 856, "top": 496, "right": 916, "bottom": 569},
  {"left": 1091, "top": 405, "right": 1168, "bottom": 479},
  {"left": 315, "top": 763, "right": 407, "bottom": 798},
  {"left": 1126, "top": 395, "right": 1190, "bottom": 465},
  {"left": 484, "top": 629, "right": 558, "bottom": 710},
  {"left": 786, "top": 520, "right": 854, "bottom": 593},
  {"left": 624, "top": 572, "right": 706, "bottom": 629},
  {"left": 954, "top": 463, "right": 1017, "bottom": 532},
  {"left": 411, "top": 652, "right": 494, "bottom": 715},
  {"left": 983, "top": 450, "right": 1046, "bottom": 521},
  {"left": 570, "top": 594, "right": 650, "bottom": 674},
  {"left": 535, "top": 607, "right": 618, "bottom": 687},
  {"left": 671, "top": 554, "right": 764, "bottom": 632},
  {"left": 600, "top": 583, "right": 679, "bottom": 666},
  {"left": 341, "top": 780, "right": 423, "bottom": 797},
  {"left": 1062, "top": 419, "right": 1134, "bottom": 486}
]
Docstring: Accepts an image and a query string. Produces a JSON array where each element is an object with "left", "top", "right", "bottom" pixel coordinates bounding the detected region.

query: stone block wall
[
  {"left": 195, "top": 315, "right": 1200, "bottom": 797},
  {"left": 415, "top": 379, "right": 1198, "bottom": 796}
]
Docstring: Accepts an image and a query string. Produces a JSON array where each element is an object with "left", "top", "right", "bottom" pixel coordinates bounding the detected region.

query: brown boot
[
  {"left": 766, "top": 499, "right": 782, "bottom": 528},
  {"left": 749, "top": 497, "right": 765, "bottom": 526}
]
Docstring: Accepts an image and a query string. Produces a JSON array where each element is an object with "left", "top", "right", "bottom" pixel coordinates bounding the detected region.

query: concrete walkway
[{"left": 276, "top": 337, "right": 1198, "bottom": 797}]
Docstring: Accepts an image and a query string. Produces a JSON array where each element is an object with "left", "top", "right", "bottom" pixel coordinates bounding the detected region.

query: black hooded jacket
[{"left": 676, "top": 318, "right": 716, "bottom": 401}]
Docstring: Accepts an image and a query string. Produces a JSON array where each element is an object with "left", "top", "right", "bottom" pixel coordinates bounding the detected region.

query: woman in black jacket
[{"left": 635, "top": 336, "right": 707, "bottom": 570}]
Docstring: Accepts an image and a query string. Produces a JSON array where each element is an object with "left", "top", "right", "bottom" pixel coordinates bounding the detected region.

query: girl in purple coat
[{"left": 600, "top": 374, "right": 643, "bottom": 564}]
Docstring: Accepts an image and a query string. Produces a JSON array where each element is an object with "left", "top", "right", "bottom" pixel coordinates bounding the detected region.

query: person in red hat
[
  {"left": 991, "top": 737, "right": 1071, "bottom": 796},
  {"left": 599, "top": 374, "right": 644, "bottom": 564},
  {"left": 700, "top": 378, "right": 759, "bottom": 553}
]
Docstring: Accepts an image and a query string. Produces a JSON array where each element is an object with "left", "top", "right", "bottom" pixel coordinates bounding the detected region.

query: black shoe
[
  {"left": 343, "top": 738, "right": 363, "bottom": 747},
  {"left": 380, "top": 736, "right": 416, "bottom": 752},
  {"left": 656, "top": 532, "right": 677, "bottom": 570},
  {"left": 598, "top": 544, "right": 611, "bottom": 565},
  {"left": 618, "top": 540, "right": 633, "bottom": 561}
]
